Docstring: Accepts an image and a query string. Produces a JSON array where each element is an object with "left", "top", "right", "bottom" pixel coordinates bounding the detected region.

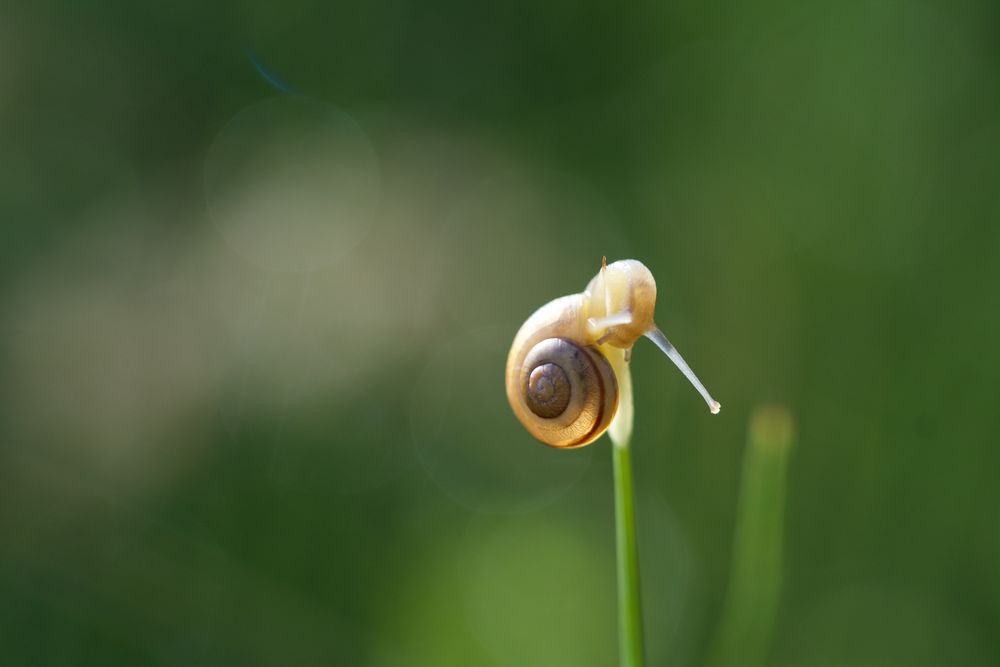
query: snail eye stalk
[{"left": 645, "top": 327, "right": 721, "bottom": 414}]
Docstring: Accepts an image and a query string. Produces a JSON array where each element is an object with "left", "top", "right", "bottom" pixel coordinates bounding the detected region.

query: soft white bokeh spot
[{"left": 204, "top": 97, "right": 380, "bottom": 272}]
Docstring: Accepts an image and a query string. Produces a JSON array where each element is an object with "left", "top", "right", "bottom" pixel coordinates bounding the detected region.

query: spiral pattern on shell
[{"left": 508, "top": 337, "right": 619, "bottom": 448}]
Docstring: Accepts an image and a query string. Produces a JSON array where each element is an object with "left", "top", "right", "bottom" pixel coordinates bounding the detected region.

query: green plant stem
[
  {"left": 707, "top": 405, "right": 794, "bottom": 667},
  {"left": 613, "top": 438, "right": 645, "bottom": 667}
]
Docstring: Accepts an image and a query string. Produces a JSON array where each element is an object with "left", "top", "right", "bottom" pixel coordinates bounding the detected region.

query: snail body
[{"left": 506, "top": 258, "right": 720, "bottom": 448}]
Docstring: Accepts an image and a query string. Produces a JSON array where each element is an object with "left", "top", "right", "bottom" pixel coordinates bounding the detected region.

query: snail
[{"left": 506, "top": 258, "right": 721, "bottom": 448}]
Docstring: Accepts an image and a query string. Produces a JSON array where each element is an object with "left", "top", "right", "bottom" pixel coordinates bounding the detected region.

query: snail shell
[
  {"left": 506, "top": 260, "right": 658, "bottom": 448},
  {"left": 506, "top": 258, "right": 720, "bottom": 448},
  {"left": 506, "top": 295, "right": 619, "bottom": 448},
  {"left": 507, "top": 259, "right": 656, "bottom": 448}
]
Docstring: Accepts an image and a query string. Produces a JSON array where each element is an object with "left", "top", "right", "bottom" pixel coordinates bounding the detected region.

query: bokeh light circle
[
  {"left": 265, "top": 375, "right": 412, "bottom": 497},
  {"left": 410, "top": 325, "right": 593, "bottom": 513},
  {"left": 463, "top": 513, "right": 615, "bottom": 667},
  {"left": 459, "top": 491, "right": 693, "bottom": 667},
  {"left": 437, "top": 168, "right": 630, "bottom": 327},
  {"left": 204, "top": 96, "right": 380, "bottom": 272}
]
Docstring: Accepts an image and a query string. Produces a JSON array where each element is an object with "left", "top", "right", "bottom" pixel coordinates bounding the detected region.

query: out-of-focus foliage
[
  {"left": 1, "top": 0, "right": 999, "bottom": 664},
  {"left": 708, "top": 406, "right": 793, "bottom": 667}
]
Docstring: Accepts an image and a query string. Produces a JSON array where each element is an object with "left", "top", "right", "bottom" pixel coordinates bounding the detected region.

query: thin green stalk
[
  {"left": 613, "top": 438, "right": 645, "bottom": 667},
  {"left": 606, "top": 346, "right": 644, "bottom": 667}
]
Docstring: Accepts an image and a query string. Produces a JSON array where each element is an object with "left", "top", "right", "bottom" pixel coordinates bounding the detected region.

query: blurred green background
[{"left": 2, "top": 0, "right": 999, "bottom": 665}]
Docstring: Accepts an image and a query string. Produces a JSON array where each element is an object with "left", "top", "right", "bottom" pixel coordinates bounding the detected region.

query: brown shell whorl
[{"left": 508, "top": 337, "right": 618, "bottom": 448}]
